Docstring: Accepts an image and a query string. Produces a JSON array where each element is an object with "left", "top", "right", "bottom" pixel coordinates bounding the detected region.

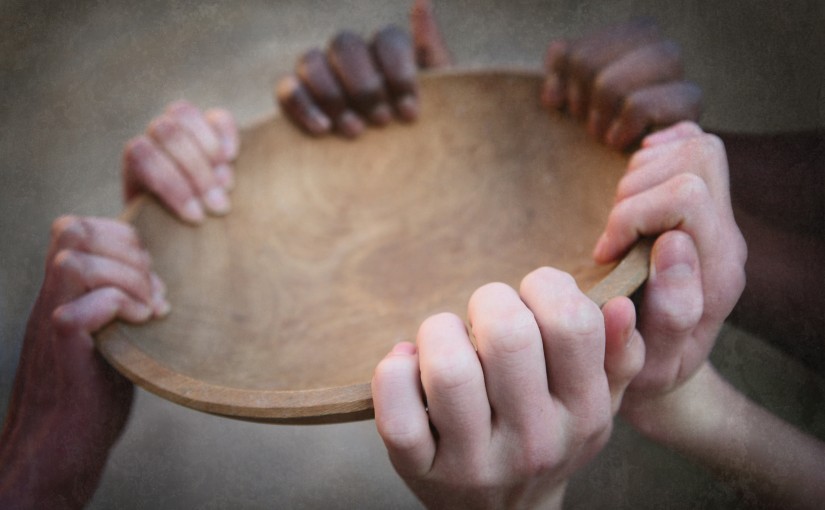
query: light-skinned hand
[
  {"left": 372, "top": 269, "right": 645, "bottom": 509},
  {"left": 122, "top": 101, "right": 239, "bottom": 224}
]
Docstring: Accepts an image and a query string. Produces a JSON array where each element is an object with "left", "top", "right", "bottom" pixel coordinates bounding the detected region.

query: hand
[
  {"left": 123, "top": 101, "right": 239, "bottom": 224},
  {"left": 542, "top": 18, "right": 702, "bottom": 150},
  {"left": 276, "top": 0, "right": 451, "bottom": 138},
  {"left": 372, "top": 269, "right": 644, "bottom": 509},
  {"left": 0, "top": 216, "right": 168, "bottom": 509},
  {"left": 592, "top": 122, "right": 747, "bottom": 404}
]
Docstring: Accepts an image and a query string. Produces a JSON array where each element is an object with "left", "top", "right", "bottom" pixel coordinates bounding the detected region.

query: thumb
[
  {"left": 410, "top": 0, "right": 453, "bottom": 68},
  {"left": 631, "top": 230, "right": 704, "bottom": 392}
]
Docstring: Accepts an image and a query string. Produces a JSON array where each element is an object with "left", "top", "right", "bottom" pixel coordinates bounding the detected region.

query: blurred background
[{"left": 1, "top": 0, "right": 823, "bottom": 508}]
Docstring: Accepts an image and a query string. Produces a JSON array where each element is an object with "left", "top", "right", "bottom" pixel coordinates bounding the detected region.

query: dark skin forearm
[
  {"left": 722, "top": 131, "right": 824, "bottom": 234},
  {"left": 716, "top": 130, "right": 825, "bottom": 370}
]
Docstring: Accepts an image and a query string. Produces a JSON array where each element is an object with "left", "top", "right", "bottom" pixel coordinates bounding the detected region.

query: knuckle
[
  {"left": 552, "top": 296, "right": 603, "bottom": 339},
  {"left": 514, "top": 446, "right": 560, "bottom": 478},
  {"left": 670, "top": 172, "right": 709, "bottom": 205},
  {"left": 148, "top": 114, "right": 180, "bottom": 141},
  {"left": 51, "top": 304, "right": 79, "bottom": 334},
  {"left": 377, "top": 414, "right": 429, "bottom": 455},
  {"left": 591, "top": 73, "right": 622, "bottom": 109},
  {"left": 418, "top": 312, "right": 463, "bottom": 340},
  {"left": 351, "top": 83, "right": 384, "bottom": 106},
  {"left": 50, "top": 215, "right": 78, "bottom": 240},
  {"left": 508, "top": 426, "right": 566, "bottom": 476},
  {"left": 52, "top": 248, "right": 83, "bottom": 276},
  {"left": 53, "top": 216, "right": 92, "bottom": 252},
  {"left": 520, "top": 266, "right": 576, "bottom": 297},
  {"left": 331, "top": 30, "right": 364, "bottom": 51},
  {"left": 123, "top": 135, "right": 153, "bottom": 166},
  {"left": 426, "top": 358, "right": 477, "bottom": 393},
  {"left": 567, "top": 48, "right": 598, "bottom": 82},
  {"left": 732, "top": 264, "right": 747, "bottom": 298},
  {"left": 521, "top": 268, "right": 603, "bottom": 338},
  {"left": 166, "top": 99, "right": 196, "bottom": 116},
  {"left": 375, "top": 23, "right": 407, "bottom": 43},
  {"left": 620, "top": 92, "right": 645, "bottom": 120},
  {"left": 475, "top": 309, "right": 538, "bottom": 356},
  {"left": 422, "top": 354, "right": 479, "bottom": 395},
  {"left": 734, "top": 231, "right": 749, "bottom": 266},
  {"left": 579, "top": 422, "right": 612, "bottom": 463},
  {"left": 615, "top": 172, "right": 638, "bottom": 201},
  {"left": 570, "top": 399, "right": 612, "bottom": 444},
  {"left": 372, "top": 356, "right": 397, "bottom": 386},
  {"left": 297, "top": 48, "right": 328, "bottom": 78},
  {"left": 700, "top": 132, "right": 726, "bottom": 157}
]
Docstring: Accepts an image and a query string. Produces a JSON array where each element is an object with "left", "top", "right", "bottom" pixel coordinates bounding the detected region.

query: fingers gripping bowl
[{"left": 96, "top": 71, "right": 650, "bottom": 424}]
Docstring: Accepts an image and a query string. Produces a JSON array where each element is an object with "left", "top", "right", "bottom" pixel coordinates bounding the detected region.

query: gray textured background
[{"left": 1, "top": 1, "right": 824, "bottom": 508}]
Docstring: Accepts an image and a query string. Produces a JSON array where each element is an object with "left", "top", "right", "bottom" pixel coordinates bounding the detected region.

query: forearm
[
  {"left": 0, "top": 416, "right": 93, "bottom": 510},
  {"left": 622, "top": 362, "right": 825, "bottom": 509},
  {"left": 719, "top": 130, "right": 824, "bottom": 235},
  {"left": 728, "top": 207, "right": 825, "bottom": 369},
  {"left": 716, "top": 130, "right": 825, "bottom": 369}
]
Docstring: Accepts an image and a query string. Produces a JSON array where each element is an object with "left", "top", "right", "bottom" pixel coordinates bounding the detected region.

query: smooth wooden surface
[{"left": 96, "top": 70, "right": 648, "bottom": 423}]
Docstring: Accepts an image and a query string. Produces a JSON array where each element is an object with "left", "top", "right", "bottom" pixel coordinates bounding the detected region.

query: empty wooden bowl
[{"left": 96, "top": 70, "right": 650, "bottom": 424}]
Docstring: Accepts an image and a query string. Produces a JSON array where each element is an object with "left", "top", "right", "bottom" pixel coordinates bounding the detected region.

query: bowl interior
[{"left": 97, "top": 71, "right": 639, "bottom": 421}]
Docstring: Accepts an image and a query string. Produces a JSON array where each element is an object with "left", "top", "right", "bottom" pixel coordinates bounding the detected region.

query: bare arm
[
  {"left": 597, "top": 123, "right": 825, "bottom": 507},
  {"left": 622, "top": 361, "right": 825, "bottom": 509},
  {"left": 0, "top": 217, "right": 167, "bottom": 509},
  {"left": 720, "top": 131, "right": 825, "bottom": 370}
]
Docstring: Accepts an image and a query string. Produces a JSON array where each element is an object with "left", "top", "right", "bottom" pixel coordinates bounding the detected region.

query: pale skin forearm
[{"left": 622, "top": 362, "right": 825, "bottom": 509}]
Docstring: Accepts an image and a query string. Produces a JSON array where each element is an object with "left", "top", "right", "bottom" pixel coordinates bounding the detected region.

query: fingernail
[
  {"left": 587, "top": 109, "right": 601, "bottom": 137},
  {"left": 141, "top": 249, "right": 153, "bottom": 268},
  {"left": 155, "top": 299, "right": 171, "bottom": 318},
  {"left": 338, "top": 111, "right": 365, "bottom": 138},
  {"left": 203, "top": 187, "right": 231, "bottom": 215},
  {"left": 651, "top": 240, "right": 696, "bottom": 282},
  {"left": 134, "top": 302, "right": 153, "bottom": 321},
  {"left": 397, "top": 94, "right": 419, "bottom": 121},
  {"left": 307, "top": 109, "right": 332, "bottom": 133},
  {"left": 221, "top": 131, "right": 239, "bottom": 162},
  {"left": 541, "top": 74, "right": 563, "bottom": 108},
  {"left": 152, "top": 291, "right": 171, "bottom": 317},
  {"left": 148, "top": 272, "right": 170, "bottom": 317},
  {"left": 605, "top": 122, "right": 621, "bottom": 148},
  {"left": 370, "top": 103, "right": 393, "bottom": 125},
  {"left": 593, "top": 232, "right": 609, "bottom": 261},
  {"left": 215, "top": 164, "right": 235, "bottom": 191},
  {"left": 181, "top": 198, "right": 205, "bottom": 224},
  {"left": 151, "top": 272, "right": 167, "bottom": 298},
  {"left": 391, "top": 342, "right": 417, "bottom": 356}
]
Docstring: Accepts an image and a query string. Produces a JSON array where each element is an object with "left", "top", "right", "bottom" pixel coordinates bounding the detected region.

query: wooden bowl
[{"left": 96, "top": 70, "right": 650, "bottom": 424}]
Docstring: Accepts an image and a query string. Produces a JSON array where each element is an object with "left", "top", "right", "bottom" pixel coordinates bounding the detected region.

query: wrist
[{"left": 618, "top": 362, "right": 722, "bottom": 444}]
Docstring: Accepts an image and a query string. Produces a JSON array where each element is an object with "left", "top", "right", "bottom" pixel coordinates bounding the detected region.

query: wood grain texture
[{"left": 95, "top": 70, "right": 649, "bottom": 423}]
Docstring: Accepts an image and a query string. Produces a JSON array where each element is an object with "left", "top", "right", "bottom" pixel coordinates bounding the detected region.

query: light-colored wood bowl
[{"left": 96, "top": 70, "right": 650, "bottom": 424}]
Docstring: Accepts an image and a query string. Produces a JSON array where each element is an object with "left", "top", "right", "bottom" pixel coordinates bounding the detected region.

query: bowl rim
[{"left": 95, "top": 69, "right": 652, "bottom": 424}]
